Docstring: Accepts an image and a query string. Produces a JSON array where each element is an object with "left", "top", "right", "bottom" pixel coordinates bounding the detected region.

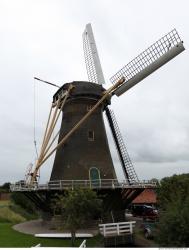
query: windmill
[{"left": 11, "top": 24, "right": 184, "bottom": 215}]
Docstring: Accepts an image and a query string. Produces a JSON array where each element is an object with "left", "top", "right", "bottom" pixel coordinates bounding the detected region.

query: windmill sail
[
  {"left": 111, "top": 29, "right": 185, "bottom": 96},
  {"left": 83, "top": 23, "right": 105, "bottom": 85},
  {"left": 105, "top": 107, "right": 139, "bottom": 184}
]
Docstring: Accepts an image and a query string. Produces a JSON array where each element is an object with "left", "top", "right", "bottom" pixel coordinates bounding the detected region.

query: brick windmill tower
[
  {"left": 11, "top": 24, "right": 184, "bottom": 215},
  {"left": 50, "top": 81, "right": 117, "bottom": 182}
]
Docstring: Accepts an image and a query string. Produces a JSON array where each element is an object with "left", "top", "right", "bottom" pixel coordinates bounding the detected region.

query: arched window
[{"left": 89, "top": 167, "right": 101, "bottom": 187}]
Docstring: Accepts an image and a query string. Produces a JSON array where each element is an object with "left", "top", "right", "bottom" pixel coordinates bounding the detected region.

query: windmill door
[{"left": 89, "top": 167, "right": 101, "bottom": 188}]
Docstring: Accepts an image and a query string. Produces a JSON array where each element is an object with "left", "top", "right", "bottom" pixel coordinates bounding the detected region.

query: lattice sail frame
[
  {"left": 110, "top": 29, "right": 185, "bottom": 96},
  {"left": 83, "top": 23, "right": 105, "bottom": 85},
  {"left": 105, "top": 107, "right": 139, "bottom": 184}
]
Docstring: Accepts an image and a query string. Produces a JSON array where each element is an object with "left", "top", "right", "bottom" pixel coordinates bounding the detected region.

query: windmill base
[{"left": 10, "top": 185, "right": 155, "bottom": 222}]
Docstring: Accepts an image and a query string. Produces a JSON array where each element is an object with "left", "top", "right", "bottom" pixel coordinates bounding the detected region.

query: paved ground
[
  {"left": 13, "top": 215, "right": 142, "bottom": 237},
  {"left": 13, "top": 219, "right": 61, "bottom": 235},
  {"left": 13, "top": 219, "right": 98, "bottom": 236}
]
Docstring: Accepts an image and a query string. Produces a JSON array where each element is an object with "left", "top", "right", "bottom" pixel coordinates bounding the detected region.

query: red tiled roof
[{"left": 132, "top": 189, "right": 157, "bottom": 204}]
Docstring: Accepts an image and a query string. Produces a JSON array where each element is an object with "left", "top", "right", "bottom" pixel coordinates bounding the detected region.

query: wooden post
[
  {"left": 103, "top": 225, "right": 106, "bottom": 237},
  {"left": 117, "top": 224, "right": 120, "bottom": 235},
  {"left": 130, "top": 222, "right": 133, "bottom": 234},
  {"left": 99, "top": 178, "right": 102, "bottom": 189}
]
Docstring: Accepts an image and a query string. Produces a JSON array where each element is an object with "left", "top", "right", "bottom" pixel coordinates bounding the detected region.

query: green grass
[
  {"left": 0, "top": 223, "right": 102, "bottom": 247},
  {"left": 0, "top": 200, "right": 10, "bottom": 206},
  {"left": 0, "top": 201, "right": 102, "bottom": 247}
]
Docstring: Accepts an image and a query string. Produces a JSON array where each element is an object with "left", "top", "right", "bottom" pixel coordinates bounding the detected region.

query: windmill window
[
  {"left": 89, "top": 167, "right": 101, "bottom": 186},
  {"left": 88, "top": 130, "right": 94, "bottom": 141},
  {"left": 87, "top": 105, "right": 93, "bottom": 111}
]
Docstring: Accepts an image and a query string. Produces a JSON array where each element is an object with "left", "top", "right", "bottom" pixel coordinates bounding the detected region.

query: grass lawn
[
  {"left": 0, "top": 223, "right": 101, "bottom": 247},
  {"left": 0, "top": 201, "right": 102, "bottom": 247},
  {"left": 0, "top": 200, "right": 10, "bottom": 206}
]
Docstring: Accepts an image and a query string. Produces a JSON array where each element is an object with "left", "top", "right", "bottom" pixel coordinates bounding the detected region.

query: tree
[
  {"left": 54, "top": 188, "right": 102, "bottom": 246},
  {"left": 157, "top": 196, "right": 189, "bottom": 247},
  {"left": 157, "top": 174, "right": 189, "bottom": 247},
  {"left": 150, "top": 178, "right": 159, "bottom": 183},
  {"left": 157, "top": 173, "right": 189, "bottom": 209},
  {"left": 0, "top": 182, "right": 11, "bottom": 192}
]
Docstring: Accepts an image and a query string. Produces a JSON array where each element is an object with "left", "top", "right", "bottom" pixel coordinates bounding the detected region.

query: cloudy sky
[{"left": 0, "top": 0, "right": 188, "bottom": 184}]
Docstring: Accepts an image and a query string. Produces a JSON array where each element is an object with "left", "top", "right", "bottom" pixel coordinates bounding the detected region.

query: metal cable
[{"left": 33, "top": 78, "right": 39, "bottom": 159}]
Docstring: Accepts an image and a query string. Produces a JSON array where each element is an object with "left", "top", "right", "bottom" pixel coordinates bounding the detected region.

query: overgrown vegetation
[
  {"left": 0, "top": 199, "right": 37, "bottom": 223},
  {"left": 0, "top": 192, "right": 38, "bottom": 223},
  {"left": 11, "top": 192, "right": 36, "bottom": 215},
  {"left": 0, "top": 205, "right": 26, "bottom": 223},
  {"left": 157, "top": 173, "right": 189, "bottom": 247},
  {"left": 9, "top": 202, "right": 38, "bottom": 220}
]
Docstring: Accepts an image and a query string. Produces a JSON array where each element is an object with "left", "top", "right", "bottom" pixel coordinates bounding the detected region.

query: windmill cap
[{"left": 53, "top": 81, "right": 106, "bottom": 103}]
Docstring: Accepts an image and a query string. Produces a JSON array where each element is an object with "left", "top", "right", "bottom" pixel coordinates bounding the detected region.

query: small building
[{"left": 131, "top": 189, "right": 157, "bottom": 207}]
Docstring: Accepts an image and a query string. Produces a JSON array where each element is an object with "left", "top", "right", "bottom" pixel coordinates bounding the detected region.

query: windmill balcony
[{"left": 10, "top": 179, "right": 157, "bottom": 192}]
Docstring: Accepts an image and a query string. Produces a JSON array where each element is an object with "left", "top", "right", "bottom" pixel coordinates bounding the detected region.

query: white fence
[
  {"left": 99, "top": 221, "right": 136, "bottom": 237},
  {"left": 31, "top": 243, "right": 41, "bottom": 248},
  {"left": 79, "top": 239, "right": 86, "bottom": 248}
]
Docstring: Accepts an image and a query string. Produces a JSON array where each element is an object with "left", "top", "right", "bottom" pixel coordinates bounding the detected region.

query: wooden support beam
[
  {"left": 40, "top": 104, "right": 53, "bottom": 157},
  {"left": 30, "top": 84, "right": 74, "bottom": 183},
  {"left": 43, "top": 129, "right": 60, "bottom": 157},
  {"left": 40, "top": 98, "right": 61, "bottom": 160},
  {"left": 41, "top": 84, "right": 74, "bottom": 158}
]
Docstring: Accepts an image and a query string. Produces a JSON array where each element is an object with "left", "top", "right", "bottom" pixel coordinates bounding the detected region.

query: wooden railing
[
  {"left": 10, "top": 179, "right": 157, "bottom": 192},
  {"left": 99, "top": 221, "right": 136, "bottom": 237}
]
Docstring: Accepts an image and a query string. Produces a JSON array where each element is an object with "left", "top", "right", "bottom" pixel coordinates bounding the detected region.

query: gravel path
[
  {"left": 13, "top": 219, "right": 98, "bottom": 236},
  {"left": 13, "top": 219, "right": 62, "bottom": 235}
]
